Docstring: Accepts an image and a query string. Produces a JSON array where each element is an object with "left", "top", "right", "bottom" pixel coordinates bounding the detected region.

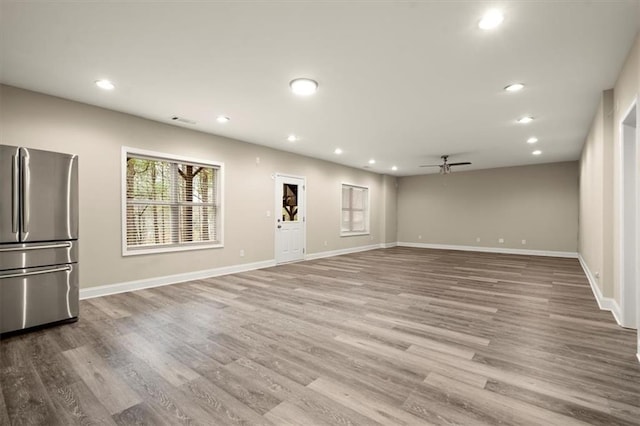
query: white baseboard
[
  {"left": 305, "top": 243, "right": 386, "bottom": 261},
  {"left": 397, "top": 242, "right": 578, "bottom": 258},
  {"left": 381, "top": 242, "right": 398, "bottom": 249},
  {"left": 79, "top": 259, "right": 276, "bottom": 300},
  {"left": 577, "top": 254, "right": 623, "bottom": 327}
]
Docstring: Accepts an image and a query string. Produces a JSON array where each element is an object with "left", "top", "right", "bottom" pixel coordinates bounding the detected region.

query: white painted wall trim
[
  {"left": 381, "top": 242, "right": 398, "bottom": 249},
  {"left": 305, "top": 243, "right": 387, "bottom": 261},
  {"left": 578, "top": 254, "right": 623, "bottom": 327},
  {"left": 80, "top": 259, "right": 276, "bottom": 300},
  {"left": 398, "top": 242, "right": 578, "bottom": 258}
]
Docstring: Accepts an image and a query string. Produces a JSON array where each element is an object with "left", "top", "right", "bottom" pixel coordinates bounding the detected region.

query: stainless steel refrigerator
[{"left": 0, "top": 145, "right": 79, "bottom": 335}]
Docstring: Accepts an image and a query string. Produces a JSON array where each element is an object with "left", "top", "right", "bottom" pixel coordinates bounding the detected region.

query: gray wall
[
  {"left": 579, "top": 32, "right": 639, "bottom": 309},
  {"left": 397, "top": 162, "right": 579, "bottom": 252},
  {"left": 0, "top": 84, "right": 397, "bottom": 289},
  {"left": 1, "top": 83, "right": 588, "bottom": 294}
]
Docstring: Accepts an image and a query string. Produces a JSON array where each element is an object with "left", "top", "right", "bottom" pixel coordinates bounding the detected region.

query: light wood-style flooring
[{"left": 1, "top": 247, "right": 640, "bottom": 425}]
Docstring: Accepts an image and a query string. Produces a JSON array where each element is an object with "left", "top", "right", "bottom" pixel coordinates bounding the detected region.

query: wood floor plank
[
  {"left": 226, "top": 356, "right": 400, "bottom": 425},
  {"left": 308, "top": 376, "right": 428, "bottom": 425},
  {"left": 48, "top": 381, "right": 118, "bottom": 426},
  {"left": 117, "top": 332, "right": 201, "bottom": 387},
  {"left": 1, "top": 247, "right": 639, "bottom": 425},
  {"left": 112, "top": 402, "right": 173, "bottom": 426},
  {"left": 62, "top": 345, "right": 142, "bottom": 415},
  {"left": 424, "top": 372, "right": 588, "bottom": 425},
  {"left": 180, "top": 377, "right": 273, "bottom": 425},
  {"left": 345, "top": 318, "right": 477, "bottom": 359},
  {"left": 265, "top": 401, "right": 329, "bottom": 426},
  {"left": 364, "top": 312, "right": 491, "bottom": 347}
]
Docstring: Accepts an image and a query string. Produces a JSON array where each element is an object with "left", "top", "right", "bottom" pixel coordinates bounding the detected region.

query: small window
[
  {"left": 341, "top": 184, "right": 369, "bottom": 236},
  {"left": 122, "top": 148, "right": 223, "bottom": 255}
]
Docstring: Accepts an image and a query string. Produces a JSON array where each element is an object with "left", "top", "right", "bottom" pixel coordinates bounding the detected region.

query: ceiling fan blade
[
  {"left": 419, "top": 164, "right": 441, "bottom": 167},
  {"left": 448, "top": 162, "right": 472, "bottom": 166}
]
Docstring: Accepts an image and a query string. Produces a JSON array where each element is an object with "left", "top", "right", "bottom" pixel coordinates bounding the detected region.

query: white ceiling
[{"left": 1, "top": 1, "right": 638, "bottom": 176}]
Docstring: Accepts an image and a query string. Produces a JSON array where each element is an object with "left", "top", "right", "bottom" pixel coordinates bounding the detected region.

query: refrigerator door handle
[
  {"left": 0, "top": 265, "right": 72, "bottom": 280},
  {"left": 11, "top": 154, "right": 19, "bottom": 233},
  {"left": 21, "top": 151, "right": 30, "bottom": 234},
  {"left": 0, "top": 242, "right": 72, "bottom": 253}
]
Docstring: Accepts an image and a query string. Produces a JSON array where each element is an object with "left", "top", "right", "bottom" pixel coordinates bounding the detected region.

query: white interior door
[{"left": 275, "top": 174, "right": 305, "bottom": 264}]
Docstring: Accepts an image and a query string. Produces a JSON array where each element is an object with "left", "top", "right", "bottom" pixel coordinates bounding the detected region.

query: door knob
[{"left": 277, "top": 225, "right": 282, "bottom": 229}]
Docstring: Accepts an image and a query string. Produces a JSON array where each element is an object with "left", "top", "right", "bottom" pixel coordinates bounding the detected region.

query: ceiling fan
[{"left": 419, "top": 155, "right": 472, "bottom": 175}]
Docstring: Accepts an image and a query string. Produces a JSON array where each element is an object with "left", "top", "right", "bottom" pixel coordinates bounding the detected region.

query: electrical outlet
[
  {"left": 256, "top": 157, "right": 260, "bottom": 164},
  {"left": 476, "top": 237, "right": 481, "bottom": 243},
  {"left": 324, "top": 240, "right": 328, "bottom": 246},
  {"left": 498, "top": 238, "right": 504, "bottom": 244},
  {"left": 521, "top": 239, "right": 526, "bottom": 245},
  {"left": 418, "top": 235, "right": 422, "bottom": 240},
  {"left": 266, "top": 210, "right": 271, "bottom": 217},
  {"left": 240, "top": 249, "right": 245, "bottom": 257},
  {"left": 595, "top": 271, "right": 600, "bottom": 279}
]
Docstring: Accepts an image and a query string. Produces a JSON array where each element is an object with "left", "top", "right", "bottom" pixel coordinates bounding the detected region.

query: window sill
[
  {"left": 123, "top": 242, "right": 224, "bottom": 256},
  {"left": 340, "top": 232, "right": 370, "bottom": 237}
]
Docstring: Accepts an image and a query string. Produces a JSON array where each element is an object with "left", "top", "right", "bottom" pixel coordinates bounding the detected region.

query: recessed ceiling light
[
  {"left": 532, "top": 150, "right": 542, "bottom": 155},
  {"left": 290, "top": 78, "right": 318, "bottom": 96},
  {"left": 368, "top": 159, "right": 376, "bottom": 165},
  {"left": 334, "top": 148, "right": 343, "bottom": 155},
  {"left": 527, "top": 137, "right": 538, "bottom": 144},
  {"left": 391, "top": 166, "right": 398, "bottom": 171},
  {"left": 505, "top": 83, "right": 525, "bottom": 92},
  {"left": 287, "top": 134, "right": 298, "bottom": 142},
  {"left": 216, "top": 115, "right": 230, "bottom": 123},
  {"left": 517, "top": 116, "right": 534, "bottom": 124},
  {"left": 479, "top": 9, "right": 504, "bottom": 30},
  {"left": 95, "top": 79, "right": 115, "bottom": 90}
]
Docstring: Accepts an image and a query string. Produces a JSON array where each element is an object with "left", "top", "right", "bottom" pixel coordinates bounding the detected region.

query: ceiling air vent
[{"left": 171, "top": 116, "right": 196, "bottom": 125}]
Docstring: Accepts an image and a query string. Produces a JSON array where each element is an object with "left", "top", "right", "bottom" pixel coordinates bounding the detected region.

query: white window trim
[
  {"left": 121, "top": 146, "right": 225, "bottom": 256},
  {"left": 340, "top": 182, "right": 370, "bottom": 237}
]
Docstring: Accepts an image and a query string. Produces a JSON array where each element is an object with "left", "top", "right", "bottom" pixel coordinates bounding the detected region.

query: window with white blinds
[
  {"left": 122, "top": 148, "right": 223, "bottom": 255},
  {"left": 341, "top": 184, "right": 369, "bottom": 236}
]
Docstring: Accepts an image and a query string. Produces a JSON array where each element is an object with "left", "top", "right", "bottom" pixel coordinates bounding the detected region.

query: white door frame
[
  {"left": 617, "top": 96, "right": 639, "bottom": 336},
  {"left": 274, "top": 173, "right": 306, "bottom": 264}
]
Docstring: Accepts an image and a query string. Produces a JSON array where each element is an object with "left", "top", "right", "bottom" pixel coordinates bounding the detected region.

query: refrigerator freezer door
[
  {"left": 0, "top": 263, "right": 79, "bottom": 334},
  {"left": 0, "top": 145, "right": 21, "bottom": 243},
  {"left": 20, "top": 147, "right": 78, "bottom": 242},
  {"left": 0, "top": 241, "right": 79, "bottom": 270}
]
